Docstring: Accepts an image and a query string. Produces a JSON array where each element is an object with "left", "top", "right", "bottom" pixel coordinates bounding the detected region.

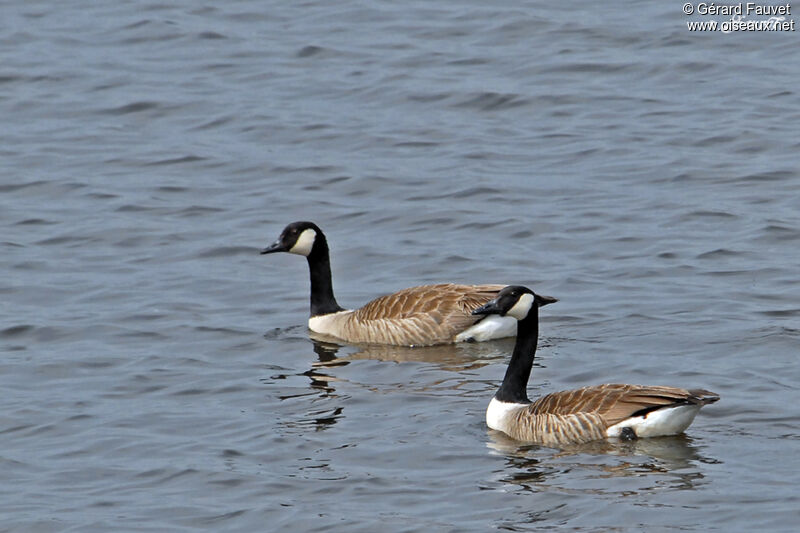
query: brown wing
[
  {"left": 527, "top": 384, "right": 720, "bottom": 427},
  {"left": 348, "top": 283, "right": 505, "bottom": 345},
  {"left": 354, "top": 283, "right": 505, "bottom": 320}
]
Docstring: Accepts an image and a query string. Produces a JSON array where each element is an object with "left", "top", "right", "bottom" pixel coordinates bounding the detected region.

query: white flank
[
  {"left": 486, "top": 397, "right": 527, "bottom": 432},
  {"left": 455, "top": 315, "right": 517, "bottom": 342},
  {"left": 606, "top": 404, "right": 702, "bottom": 438},
  {"left": 289, "top": 228, "right": 316, "bottom": 256},
  {"left": 308, "top": 310, "right": 352, "bottom": 336},
  {"left": 506, "top": 293, "right": 534, "bottom": 320}
]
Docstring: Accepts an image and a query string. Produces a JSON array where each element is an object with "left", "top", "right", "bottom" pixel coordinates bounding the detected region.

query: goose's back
[{"left": 339, "top": 283, "right": 505, "bottom": 345}]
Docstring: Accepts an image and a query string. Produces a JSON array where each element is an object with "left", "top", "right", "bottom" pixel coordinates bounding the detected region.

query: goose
[
  {"left": 260, "top": 221, "right": 517, "bottom": 346},
  {"left": 473, "top": 285, "right": 719, "bottom": 447}
]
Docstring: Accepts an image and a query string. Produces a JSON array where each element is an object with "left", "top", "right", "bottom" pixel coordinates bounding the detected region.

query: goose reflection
[
  {"left": 303, "top": 339, "right": 348, "bottom": 394},
  {"left": 265, "top": 337, "right": 347, "bottom": 433},
  {"left": 486, "top": 430, "right": 719, "bottom": 493},
  {"left": 309, "top": 332, "right": 514, "bottom": 371}
]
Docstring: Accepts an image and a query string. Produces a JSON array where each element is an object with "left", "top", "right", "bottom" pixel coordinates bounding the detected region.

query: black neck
[
  {"left": 306, "top": 235, "right": 344, "bottom": 317},
  {"left": 494, "top": 309, "right": 539, "bottom": 404}
]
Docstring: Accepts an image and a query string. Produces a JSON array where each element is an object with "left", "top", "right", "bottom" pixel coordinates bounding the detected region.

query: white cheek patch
[
  {"left": 288, "top": 228, "right": 316, "bottom": 256},
  {"left": 506, "top": 293, "right": 534, "bottom": 320}
]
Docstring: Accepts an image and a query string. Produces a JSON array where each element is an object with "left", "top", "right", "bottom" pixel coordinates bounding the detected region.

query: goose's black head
[
  {"left": 261, "top": 221, "right": 322, "bottom": 257},
  {"left": 472, "top": 285, "right": 557, "bottom": 320}
]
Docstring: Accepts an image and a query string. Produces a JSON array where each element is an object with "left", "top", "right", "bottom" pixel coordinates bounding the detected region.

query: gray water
[{"left": 2, "top": 1, "right": 799, "bottom": 531}]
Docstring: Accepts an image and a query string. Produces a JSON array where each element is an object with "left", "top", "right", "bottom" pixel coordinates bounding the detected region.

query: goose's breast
[
  {"left": 308, "top": 311, "right": 353, "bottom": 336},
  {"left": 455, "top": 315, "right": 517, "bottom": 342}
]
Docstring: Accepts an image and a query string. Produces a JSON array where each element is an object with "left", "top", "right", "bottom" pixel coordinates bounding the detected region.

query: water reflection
[
  {"left": 266, "top": 340, "right": 349, "bottom": 433},
  {"left": 278, "top": 337, "right": 510, "bottom": 434},
  {"left": 308, "top": 333, "right": 511, "bottom": 370},
  {"left": 303, "top": 340, "right": 348, "bottom": 394},
  {"left": 486, "top": 430, "right": 720, "bottom": 493}
]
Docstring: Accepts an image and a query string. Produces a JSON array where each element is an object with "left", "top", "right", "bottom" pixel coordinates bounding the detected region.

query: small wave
[
  {"left": 296, "top": 45, "right": 327, "bottom": 58},
  {"left": 36, "top": 235, "right": 96, "bottom": 246},
  {"left": 1, "top": 325, "right": 34, "bottom": 337},
  {"left": 694, "top": 135, "right": 737, "bottom": 147},
  {"left": 175, "top": 205, "right": 224, "bottom": 217},
  {"left": 0, "top": 180, "right": 48, "bottom": 193},
  {"left": 696, "top": 248, "right": 745, "bottom": 259},
  {"left": 760, "top": 309, "right": 800, "bottom": 318},
  {"left": 760, "top": 225, "right": 800, "bottom": 242},
  {"left": 270, "top": 164, "right": 339, "bottom": 174},
  {"left": 453, "top": 92, "right": 530, "bottom": 111},
  {"left": 196, "top": 246, "right": 255, "bottom": 258},
  {"left": 14, "top": 218, "right": 57, "bottom": 226},
  {"left": 729, "top": 170, "right": 795, "bottom": 183},
  {"left": 683, "top": 210, "right": 736, "bottom": 220},
  {"left": 198, "top": 31, "right": 226, "bottom": 40},
  {"left": 145, "top": 155, "right": 207, "bottom": 166},
  {"left": 102, "top": 101, "right": 160, "bottom": 115}
]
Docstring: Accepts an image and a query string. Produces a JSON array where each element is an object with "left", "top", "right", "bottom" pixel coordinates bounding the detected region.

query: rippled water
[{"left": 3, "top": 1, "right": 799, "bottom": 531}]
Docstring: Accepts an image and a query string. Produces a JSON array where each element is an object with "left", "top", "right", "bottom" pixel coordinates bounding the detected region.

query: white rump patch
[
  {"left": 289, "top": 228, "right": 316, "bottom": 256},
  {"left": 486, "top": 397, "right": 526, "bottom": 432},
  {"left": 455, "top": 315, "right": 517, "bottom": 342},
  {"left": 606, "top": 404, "right": 702, "bottom": 438},
  {"left": 506, "top": 293, "right": 534, "bottom": 320}
]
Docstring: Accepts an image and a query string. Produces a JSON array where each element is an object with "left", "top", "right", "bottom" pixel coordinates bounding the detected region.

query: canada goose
[
  {"left": 473, "top": 286, "right": 719, "bottom": 447},
  {"left": 261, "top": 221, "right": 517, "bottom": 346}
]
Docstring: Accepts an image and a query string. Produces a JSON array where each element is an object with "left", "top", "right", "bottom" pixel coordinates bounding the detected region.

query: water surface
[{"left": 2, "top": 1, "right": 799, "bottom": 531}]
